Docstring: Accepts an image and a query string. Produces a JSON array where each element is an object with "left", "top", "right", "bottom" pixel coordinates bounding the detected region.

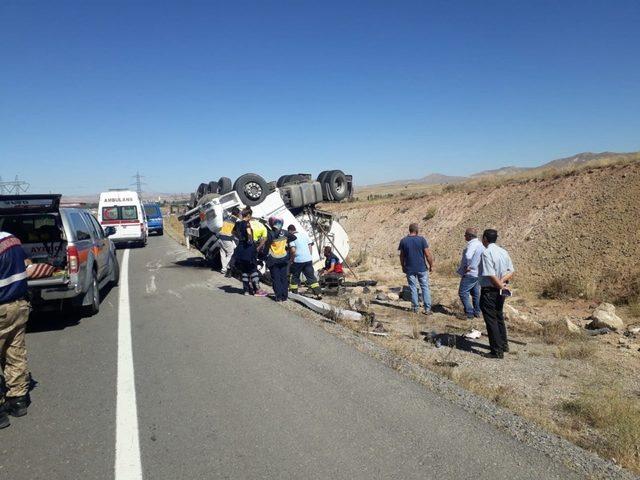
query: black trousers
[
  {"left": 289, "top": 261, "right": 319, "bottom": 289},
  {"left": 480, "top": 288, "right": 508, "bottom": 353},
  {"left": 269, "top": 262, "right": 289, "bottom": 301}
]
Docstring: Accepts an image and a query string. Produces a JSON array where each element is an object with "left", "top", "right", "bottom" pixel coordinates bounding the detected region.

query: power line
[
  {"left": 0, "top": 175, "right": 30, "bottom": 194},
  {"left": 131, "top": 171, "right": 146, "bottom": 198}
]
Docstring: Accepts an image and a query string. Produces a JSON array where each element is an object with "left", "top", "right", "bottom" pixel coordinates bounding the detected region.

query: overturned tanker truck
[{"left": 180, "top": 170, "right": 353, "bottom": 271}]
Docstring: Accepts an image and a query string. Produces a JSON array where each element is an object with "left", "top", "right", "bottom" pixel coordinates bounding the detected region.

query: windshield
[
  {"left": 102, "top": 206, "right": 139, "bottom": 221},
  {"left": 144, "top": 205, "right": 161, "bottom": 218},
  {"left": 0, "top": 214, "right": 63, "bottom": 244}
]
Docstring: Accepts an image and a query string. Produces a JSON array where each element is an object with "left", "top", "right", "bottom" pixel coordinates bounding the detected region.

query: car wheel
[
  {"left": 233, "top": 173, "right": 268, "bottom": 206},
  {"left": 84, "top": 272, "right": 100, "bottom": 316},
  {"left": 218, "top": 177, "right": 233, "bottom": 194},
  {"left": 110, "top": 253, "right": 120, "bottom": 286},
  {"left": 325, "top": 170, "right": 348, "bottom": 201}
]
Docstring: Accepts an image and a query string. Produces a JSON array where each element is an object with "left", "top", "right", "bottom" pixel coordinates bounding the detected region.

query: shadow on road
[
  {"left": 218, "top": 285, "right": 245, "bottom": 295},
  {"left": 420, "top": 331, "right": 492, "bottom": 356},
  {"left": 172, "top": 257, "right": 211, "bottom": 268},
  {"left": 26, "top": 284, "right": 117, "bottom": 333}
]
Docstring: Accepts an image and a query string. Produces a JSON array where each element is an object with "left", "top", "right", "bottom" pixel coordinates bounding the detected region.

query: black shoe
[
  {"left": 4, "top": 395, "right": 29, "bottom": 417},
  {"left": 484, "top": 351, "right": 504, "bottom": 359},
  {"left": 0, "top": 411, "right": 10, "bottom": 429}
]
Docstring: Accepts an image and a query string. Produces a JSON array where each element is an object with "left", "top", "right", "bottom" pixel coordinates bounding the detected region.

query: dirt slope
[{"left": 328, "top": 161, "right": 640, "bottom": 300}]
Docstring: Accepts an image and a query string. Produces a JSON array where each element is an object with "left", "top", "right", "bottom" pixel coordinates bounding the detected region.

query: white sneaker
[{"left": 464, "top": 329, "right": 482, "bottom": 340}]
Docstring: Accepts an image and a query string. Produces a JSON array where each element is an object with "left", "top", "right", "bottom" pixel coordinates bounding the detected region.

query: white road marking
[{"left": 115, "top": 249, "right": 143, "bottom": 480}]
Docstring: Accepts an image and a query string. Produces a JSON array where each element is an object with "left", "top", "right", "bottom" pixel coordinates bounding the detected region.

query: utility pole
[
  {"left": 0, "top": 176, "right": 30, "bottom": 194},
  {"left": 131, "top": 171, "right": 146, "bottom": 199}
]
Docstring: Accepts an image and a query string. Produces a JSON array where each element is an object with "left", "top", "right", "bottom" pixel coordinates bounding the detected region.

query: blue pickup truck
[{"left": 143, "top": 202, "right": 164, "bottom": 236}]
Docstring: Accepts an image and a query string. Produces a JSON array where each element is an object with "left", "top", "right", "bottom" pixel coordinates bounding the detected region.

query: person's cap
[{"left": 269, "top": 217, "right": 283, "bottom": 228}]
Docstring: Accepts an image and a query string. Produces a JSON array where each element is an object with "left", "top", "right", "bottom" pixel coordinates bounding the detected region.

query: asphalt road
[{"left": 0, "top": 234, "right": 581, "bottom": 479}]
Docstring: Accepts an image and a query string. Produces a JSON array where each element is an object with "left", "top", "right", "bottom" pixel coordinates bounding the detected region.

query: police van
[{"left": 98, "top": 190, "right": 148, "bottom": 247}]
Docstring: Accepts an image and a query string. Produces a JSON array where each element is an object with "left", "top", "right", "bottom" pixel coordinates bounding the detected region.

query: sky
[{"left": 1, "top": 0, "right": 639, "bottom": 195}]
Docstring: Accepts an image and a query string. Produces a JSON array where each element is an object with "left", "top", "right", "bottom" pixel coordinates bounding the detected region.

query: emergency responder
[
  {"left": 288, "top": 225, "right": 322, "bottom": 299},
  {"left": 0, "top": 230, "right": 32, "bottom": 429},
  {"left": 265, "top": 217, "right": 296, "bottom": 302},
  {"left": 218, "top": 207, "right": 240, "bottom": 276},
  {"left": 319, "top": 246, "right": 344, "bottom": 280},
  {"left": 233, "top": 208, "right": 268, "bottom": 296}
]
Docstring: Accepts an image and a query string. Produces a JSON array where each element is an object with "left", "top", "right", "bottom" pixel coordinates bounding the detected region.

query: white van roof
[{"left": 99, "top": 190, "right": 141, "bottom": 204}]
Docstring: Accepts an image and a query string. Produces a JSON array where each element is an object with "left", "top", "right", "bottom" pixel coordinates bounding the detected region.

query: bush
[
  {"left": 540, "top": 276, "right": 580, "bottom": 300},
  {"left": 423, "top": 206, "right": 437, "bottom": 221}
]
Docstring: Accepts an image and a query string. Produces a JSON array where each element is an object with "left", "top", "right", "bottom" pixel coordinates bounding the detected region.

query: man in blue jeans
[
  {"left": 398, "top": 223, "right": 434, "bottom": 315},
  {"left": 456, "top": 227, "right": 485, "bottom": 319}
]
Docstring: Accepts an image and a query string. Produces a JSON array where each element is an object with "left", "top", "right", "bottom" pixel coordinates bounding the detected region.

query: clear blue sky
[{"left": 1, "top": 1, "right": 639, "bottom": 195}]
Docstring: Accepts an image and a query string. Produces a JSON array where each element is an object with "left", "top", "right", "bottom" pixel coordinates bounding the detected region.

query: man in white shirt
[
  {"left": 456, "top": 228, "right": 484, "bottom": 319},
  {"left": 478, "top": 229, "right": 515, "bottom": 359}
]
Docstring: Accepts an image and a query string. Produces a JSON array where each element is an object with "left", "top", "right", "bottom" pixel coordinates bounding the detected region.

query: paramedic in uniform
[
  {"left": 218, "top": 207, "right": 240, "bottom": 276},
  {"left": 0, "top": 230, "right": 32, "bottom": 429}
]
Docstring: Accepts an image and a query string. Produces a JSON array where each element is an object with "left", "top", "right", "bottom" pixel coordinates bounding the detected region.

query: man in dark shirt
[
  {"left": 0, "top": 231, "right": 32, "bottom": 429},
  {"left": 398, "top": 223, "right": 434, "bottom": 315}
]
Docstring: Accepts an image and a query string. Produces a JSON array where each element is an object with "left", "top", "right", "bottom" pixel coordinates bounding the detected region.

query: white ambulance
[{"left": 98, "top": 190, "right": 148, "bottom": 247}]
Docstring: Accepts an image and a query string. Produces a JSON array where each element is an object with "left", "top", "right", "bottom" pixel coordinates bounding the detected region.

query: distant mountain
[
  {"left": 371, "top": 173, "right": 468, "bottom": 187},
  {"left": 539, "top": 151, "right": 631, "bottom": 169},
  {"left": 471, "top": 166, "right": 531, "bottom": 178}
]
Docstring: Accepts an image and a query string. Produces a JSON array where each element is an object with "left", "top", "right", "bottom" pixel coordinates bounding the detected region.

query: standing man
[
  {"left": 478, "top": 229, "right": 515, "bottom": 359},
  {"left": 233, "top": 209, "right": 267, "bottom": 297},
  {"left": 457, "top": 228, "right": 485, "bottom": 319},
  {"left": 0, "top": 231, "right": 32, "bottom": 429},
  {"left": 288, "top": 225, "right": 322, "bottom": 299},
  {"left": 218, "top": 206, "right": 240, "bottom": 276},
  {"left": 398, "top": 223, "right": 434, "bottom": 315}
]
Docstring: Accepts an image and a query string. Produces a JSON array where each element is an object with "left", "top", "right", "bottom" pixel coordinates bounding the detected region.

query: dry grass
[
  {"left": 348, "top": 248, "right": 369, "bottom": 268},
  {"left": 555, "top": 341, "right": 597, "bottom": 360},
  {"left": 540, "top": 321, "right": 583, "bottom": 345},
  {"left": 629, "top": 299, "right": 640, "bottom": 319},
  {"left": 165, "top": 214, "right": 186, "bottom": 244},
  {"left": 422, "top": 206, "right": 437, "bottom": 221},
  {"left": 561, "top": 385, "right": 640, "bottom": 471}
]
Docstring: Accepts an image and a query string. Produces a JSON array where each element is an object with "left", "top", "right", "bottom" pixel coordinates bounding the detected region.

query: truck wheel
[
  {"left": 196, "top": 183, "right": 208, "bottom": 199},
  {"left": 218, "top": 177, "right": 233, "bottom": 194},
  {"left": 233, "top": 173, "right": 268, "bottom": 206},
  {"left": 277, "top": 175, "right": 291, "bottom": 187},
  {"left": 317, "top": 171, "right": 330, "bottom": 184},
  {"left": 325, "top": 170, "right": 348, "bottom": 201},
  {"left": 207, "top": 181, "right": 219, "bottom": 194}
]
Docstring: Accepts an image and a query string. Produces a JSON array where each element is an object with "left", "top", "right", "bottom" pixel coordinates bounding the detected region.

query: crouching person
[
  {"left": 319, "top": 246, "right": 344, "bottom": 281},
  {"left": 1, "top": 231, "right": 32, "bottom": 429}
]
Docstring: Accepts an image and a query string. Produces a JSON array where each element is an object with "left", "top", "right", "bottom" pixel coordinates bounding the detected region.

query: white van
[{"left": 98, "top": 190, "right": 148, "bottom": 247}]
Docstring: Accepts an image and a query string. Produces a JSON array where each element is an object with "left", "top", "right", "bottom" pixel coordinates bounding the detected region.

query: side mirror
[{"left": 104, "top": 226, "right": 116, "bottom": 237}]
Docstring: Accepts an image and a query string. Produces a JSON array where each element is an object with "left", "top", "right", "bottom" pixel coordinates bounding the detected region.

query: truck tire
[
  {"left": 196, "top": 183, "right": 208, "bottom": 199},
  {"left": 325, "top": 170, "right": 348, "bottom": 201},
  {"left": 218, "top": 177, "right": 233, "bottom": 194},
  {"left": 207, "top": 181, "right": 219, "bottom": 194},
  {"left": 277, "top": 175, "right": 292, "bottom": 187},
  {"left": 233, "top": 173, "right": 268, "bottom": 206},
  {"left": 317, "top": 170, "right": 330, "bottom": 184}
]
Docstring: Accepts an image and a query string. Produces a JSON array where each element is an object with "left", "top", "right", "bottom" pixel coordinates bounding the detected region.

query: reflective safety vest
[
  {"left": 218, "top": 219, "right": 236, "bottom": 240},
  {"left": 250, "top": 219, "right": 267, "bottom": 243}
]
